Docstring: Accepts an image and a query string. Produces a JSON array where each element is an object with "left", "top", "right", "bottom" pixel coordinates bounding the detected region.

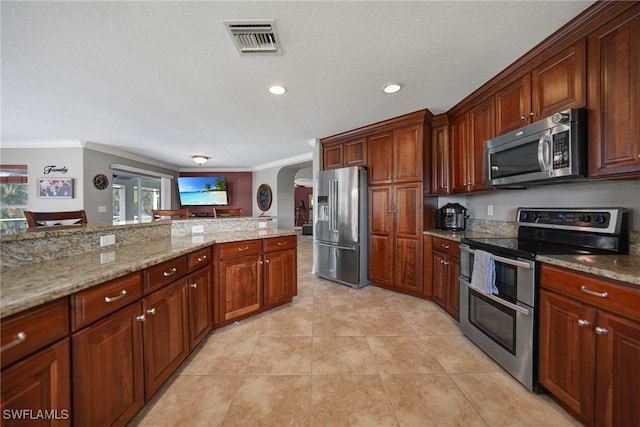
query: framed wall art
[{"left": 38, "top": 178, "right": 74, "bottom": 198}]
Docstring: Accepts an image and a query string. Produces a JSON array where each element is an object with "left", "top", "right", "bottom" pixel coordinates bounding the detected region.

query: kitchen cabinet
[
  {"left": 430, "top": 237, "right": 460, "bottom": 320},
  {"left": 1, "top": 299, "right": 71, "bottom": 427},
  {"left": 539, "top": 264, "right": 640, "bottom": 427},
  {"left": 187, "top": 264, "right": 212, "bottom": 351},
  {"left": 369, "top": 124, "right": 424, "bottom": 185},
  {"left": 368, "top": 182, "right": 423, "bottom": 295},
  {"left": 429, "top": 114, "right": 449, "bottom": 195},
  {"left": 142, "top": 277, "right": 189, "bottom": 399},
  {"left": 322, "top": 137, "right": 367, "bottom": 170},
  {"left": 263, "top": 235, "right": 297, "bottom": 308},
  {"left": 587, "top": 4, "right": 640, "bottom": 178},
  {"left": 495, "top": 40, "right": 586, "bottom": 135}
]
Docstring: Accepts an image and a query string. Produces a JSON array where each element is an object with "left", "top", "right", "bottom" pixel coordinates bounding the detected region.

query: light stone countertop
[{"left": 0, "top": 229, "right": 297, "bottom": 319}]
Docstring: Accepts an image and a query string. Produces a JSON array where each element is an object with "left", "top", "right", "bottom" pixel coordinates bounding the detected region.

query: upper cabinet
[
  {"left": 588, "top": 4, "right": 640, "bottom": 178},
  {"left": 430, "top": 114, "right": 449, "bottom": 195},
  {"left": 369, "top": 124, "right": 424, "bottom": 185},
  {"left": 322, "top": 137, "right": 367, "bottom": 170},
  {"left": 496, "top": 40, "right": 586, "bottom": 135}
]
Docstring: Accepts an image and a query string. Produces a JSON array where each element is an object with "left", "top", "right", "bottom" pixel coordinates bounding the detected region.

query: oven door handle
[
  {"left": 462, "top": 279, "right": 532, "bottom": 316},
  {"left": 460, "top": 245, "right": 534, "bottom": 270}
]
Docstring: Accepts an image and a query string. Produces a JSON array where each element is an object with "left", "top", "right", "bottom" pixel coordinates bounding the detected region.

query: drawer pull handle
[
  {"left": 277, "top": 241, "right": 287, "bottom": 246},
  {"left": 146, "top": 308, "right": 156, "bottom": 315},
  {"left": 577, "top": 319, "right": 590, "bottom": 327},
  {"left": 1, "top": 332, "right": 27, "bottom": 352},
  {"left": 580, "top": 285, "right": 608, "bottom": 298},
  {"left": 197, "top": 255, "right": 208, "bottom": 262},
  {"left": 163, "top": 267, "right": 178, "bottom": 277},
  {"left": 238, "top": 246, "right": 250, "bottom": 252},
  {"left": 104, "top": 290, "right": 127, "bottom": 303},
  {"left": 595, "top": 327, "right": 608, "bottom": 335},
  {"left": 442, "top": 244, "right": 450, "bottom": 249},
  {"left": 190, "top": 283, "right": 198, "bottom": 289}
]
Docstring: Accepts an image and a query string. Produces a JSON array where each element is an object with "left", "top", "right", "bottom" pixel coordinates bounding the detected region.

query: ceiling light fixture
[
  {"left": 269, "top": 85, "right": 286, "bottom": 95},
  {"left": 383, "top": 83, "right": 402, "bottom": 94},
  {"left": 192, "top": 155, "right": 209, "bottom": 166}
]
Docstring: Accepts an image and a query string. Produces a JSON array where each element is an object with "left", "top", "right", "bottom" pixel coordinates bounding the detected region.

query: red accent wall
[
  {"left": 294, "top": 186, "right": 313, "bottom": 226},
  {"left": 179, "top": 171, "right": 253, "bottom": 217}
]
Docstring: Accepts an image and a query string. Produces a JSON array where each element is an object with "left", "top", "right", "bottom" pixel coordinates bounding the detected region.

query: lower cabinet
[
  {"left": 539, "top": 264, "right": 640, "bottom": 427},
  {"left": 72, "top": 302, "right": 144, "bottom": 427},
  {"left": 1, "top": 339, "right": 71, "bottom": 427},
  {"left": 429, "top": 237, "right": 460, "bottom": 320},
  {"left": 187, "top": 264, "right": 212, "bottom": 351},
  {"left": 217, "top": 243, "right": 263, "bottom": 322},
  {"left": 263, "top": 236, "right": 297, "bottom": 308}
]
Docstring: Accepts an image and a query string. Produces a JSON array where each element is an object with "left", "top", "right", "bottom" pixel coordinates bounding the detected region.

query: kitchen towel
[{"left": 470, "top": 249, "right": 498, "bottom": 295}]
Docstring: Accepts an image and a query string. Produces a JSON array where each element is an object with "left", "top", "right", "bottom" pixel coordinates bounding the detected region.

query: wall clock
[
  {"left": 257, "top": 184, "right": 272, "bottom": 212},
  {"left": 93, "top": 174, "right": 109, "bottom": 190}
]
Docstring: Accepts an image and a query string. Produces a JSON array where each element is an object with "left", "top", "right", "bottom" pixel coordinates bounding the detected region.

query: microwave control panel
[{"left": 552, "top": 131, "right": 570, "bottom": 168}]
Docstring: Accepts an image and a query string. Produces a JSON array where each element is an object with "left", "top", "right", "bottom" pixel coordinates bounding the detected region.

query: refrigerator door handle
[
  {"left": 330, "top": 179, "right": 339, "bottom": 232},
  {"left": 316, "top": 241, "right": 357, "bottom": 251}
]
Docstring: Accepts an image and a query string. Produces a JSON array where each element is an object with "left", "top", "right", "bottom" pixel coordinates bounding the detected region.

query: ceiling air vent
[{"left": 224, "top": 20, "right": 281, "bottom": 54}]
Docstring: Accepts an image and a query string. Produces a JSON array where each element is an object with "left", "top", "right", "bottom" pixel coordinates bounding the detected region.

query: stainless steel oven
[{"left": 459, "top": 244, "right": 537, "bottom": 391}]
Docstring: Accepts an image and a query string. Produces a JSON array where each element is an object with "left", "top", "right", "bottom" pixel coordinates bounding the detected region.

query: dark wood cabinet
[
  {"left": 430, "top": 237, "right": 460, "bottom": 320},
  {"left": 322, "top": 143, "right": 343, "bottom": 170},
  {"left": 1, "top": 339, "right": 71, "bottom": 427},
  {"left": 367, "top": 132, "right": 394, "bottom": 185},
  {"left": 217, "top": 246, "right": 262, "bottom": 323},
  {"left": 322, "top": 137, "right": 367, "bottom": 170},
  {"left": 187, "top": 265, "right": 212, "bottom": 351},
  {"left": 588, "top": 4, "right": 640, "bottom": 178},
  {"left": 539, "top": 264, "right": 640, "bottom": 427},
  {"left": 369, "top": 183, "right": 423, "bottom": 295},
  {"left": 496, "top": 41, "right": 586, "bottom": 135},
  {"left": 263, "top": 236, "right": 297, "bottom": 308},
  {"left": 72, "top": 302, "right": 145, "bottom": 427},
  {"left": 449, "top": 113, "right": 470, "bottom": 193},
  {"left": 430, "top": 115, "right": 449, "bottom": 194}
]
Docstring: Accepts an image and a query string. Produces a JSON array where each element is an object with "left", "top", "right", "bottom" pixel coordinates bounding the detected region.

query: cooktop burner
[{"left": 463, "top": 208, "right": 629, "bottom": 258}]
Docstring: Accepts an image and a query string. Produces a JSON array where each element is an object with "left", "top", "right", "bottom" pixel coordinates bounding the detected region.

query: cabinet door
[
  {"left": 495, "top": 74, "right": 532, "bottom": 135},
  {"left": 188, "top": 266, "right": 212, "bottom": 351},
  {"left": 344, "top": 138, "right": 367, "bottom": 167},
  {"left": 393, "top": 183, "right": 422, "bottom": 293},
  {"left": 594, "top": 311, "right": 640, "bottom": 427},
  {"left": 446, "top": 256, "right": 460, "bottom": 321},
  {"left": 469, "top": 98, "right": 495, "bottom": 191},
  {"left": 531, "top": 40, "right": 586, "bottom": 120},
  {"left": 539, "top": 290, "right": 595, "bottom": 424},
  {"left": 588, "top": 6, "right": 640, "bottom": 178},
  {"left": 393, "top": 124, "right": 423, "bottom": 183},
  {"left": 368, "top": 185, "right": 393, "bottom": 287},
  {"left": 322, "top": 143, "right": 343, "bottom": 170},
  {"left": 2, "top": 339, "right": 70, "bottom": 427},
  {"left": 219, "top": 254, "right": 262, "bottom": 321},
  {"left": 450, "top": 113, "right": 470, "bottom": 193},
  {"left": 430, "top": 123, "right": 449, "bottom": 194},
  {"left": 368, "top": 132, "right": 393, "bottom": 185},
  {"left": 72, "top": 302, "right": 144, "bottom": 427},
  {"left": 263, "top": 249, "right": 297, "bottom": 307},
  {"left": 142, "top": 278, "right": 189, "bottom": 399},
  {"left": 432, "top": 251, "right": 447, "bottom": 308}
]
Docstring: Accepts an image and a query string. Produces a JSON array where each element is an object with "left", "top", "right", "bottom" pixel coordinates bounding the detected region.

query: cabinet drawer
[
  {"left": 432, "top": 237, "right": 460, "bottom": 257},
  {"left": 144, "top": 256, "right": 188, "bottom": 294},
  {"left": 264, "top": 235, "right": 297, "bottom": 253},
  {"left": 218, "top": 239, "right": 262, "bottom": 260},
  {"left": 540, "top": 264, "right": 640, "bottom": 322},
  {"left": 71, "top": 272, "right": 143, "bottom": 331},
  {"left": 1, "top": 298, "right": 69, "bottom": 369},
  {"left": 188, "top": 247, "right": 212, "bottom": 272}
]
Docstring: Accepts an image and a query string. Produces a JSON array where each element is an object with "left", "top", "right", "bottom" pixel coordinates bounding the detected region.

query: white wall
[{"left": 439, "top": 179, "right": 640, "bottom": 231}]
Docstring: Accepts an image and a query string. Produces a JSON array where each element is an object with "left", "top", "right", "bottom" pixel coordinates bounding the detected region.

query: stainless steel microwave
[{"left": 486, "top": 108, "right": 587, "bottom": 188}]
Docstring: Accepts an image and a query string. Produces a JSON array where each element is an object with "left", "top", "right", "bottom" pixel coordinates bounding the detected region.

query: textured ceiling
[{"left": 1, "top": 1, "right": 595, "bottom": 170}]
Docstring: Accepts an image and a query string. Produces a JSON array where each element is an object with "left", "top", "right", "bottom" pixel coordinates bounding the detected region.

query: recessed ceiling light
[
  {"left": 383, "top": 83, "right": 402, "bottom": 94},
  {"left": 269, "top": 85, "right": 286, "bottom": 95}
]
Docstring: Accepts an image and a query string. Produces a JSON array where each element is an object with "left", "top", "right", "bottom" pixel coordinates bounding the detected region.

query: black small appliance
[{"left": 436, "top": 203, "right": 468, "bottom": 231}]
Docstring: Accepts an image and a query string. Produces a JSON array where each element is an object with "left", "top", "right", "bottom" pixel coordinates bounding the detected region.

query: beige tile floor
[{"left": 131, "top": 235, "right": 580, "bottom": 427}]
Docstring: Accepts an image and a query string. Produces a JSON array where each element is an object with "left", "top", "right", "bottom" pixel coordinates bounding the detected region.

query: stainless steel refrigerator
[{"left": 313, "top": 166, "right": 369, "bottom": 288}]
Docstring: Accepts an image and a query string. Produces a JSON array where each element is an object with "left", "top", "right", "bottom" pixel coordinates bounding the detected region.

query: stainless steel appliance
[
  {"left": 486, "top": 108, "right": 587, "bottom": 188},
  {"left": 436, "top": 203, "right": 468, "bottom": 231},
  {"left": 459, "top": 207, "right": 628, "bottom": 392},
  {"left": 313, "top": 166, "right": 369, "bottom": 288}
]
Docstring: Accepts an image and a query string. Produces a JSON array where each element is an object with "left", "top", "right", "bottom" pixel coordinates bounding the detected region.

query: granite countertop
[
  {"left": 424, "top": 229, "right": 640, "bottom": 287},
  {"left": 0, "top": 229, "right": 297, "bottom": 319}
]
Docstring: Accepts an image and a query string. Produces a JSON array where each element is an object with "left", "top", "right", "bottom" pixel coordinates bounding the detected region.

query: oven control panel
[{"left": 517, "top": 208, "right": 627, "bottom": 234}]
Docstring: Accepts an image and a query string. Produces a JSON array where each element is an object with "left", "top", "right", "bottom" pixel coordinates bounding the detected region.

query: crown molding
[{"left": 252, "top": 152, "right": 313, "bottom": 171}]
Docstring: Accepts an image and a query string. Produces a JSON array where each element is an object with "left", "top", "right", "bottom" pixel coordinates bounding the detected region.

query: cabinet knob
[
  {"left": 190, "top": 283, "right": 198, "bottom": 288},
  {"left": 442, "top": 244, "right": 450, "bottom": 249},
  {"left": 146, "top": 308, "right": 156, "bottom": 315},
  {"left": 595, "top": 327, "right": 609, "bottom": 335},
  {"left": 136, "top": 314, "right": 146, "bottom": 322},
  {"left": 530, "top": 111, "right": 537, "bottom": 117},
  {"left": 520, "top": 116, "right": 527, "bottom": 121},
  {"left": 577, "top": 319, "right": 590, "bottom": 327},
  {"left": 265, "top": 259, "right": 270, "bottom": 264}
]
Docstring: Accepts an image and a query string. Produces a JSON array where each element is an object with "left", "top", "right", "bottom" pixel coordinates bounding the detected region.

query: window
[
  {"left": 0, "top": 165, "right": 28, "bottom": 233},
  {"left": 112, "top": 174, "right": 162, "bottom": 223}
]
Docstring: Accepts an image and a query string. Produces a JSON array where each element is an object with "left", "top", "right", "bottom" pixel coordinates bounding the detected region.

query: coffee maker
[{"left": 435, "top": 203, "right": 468, "bottom": 231}]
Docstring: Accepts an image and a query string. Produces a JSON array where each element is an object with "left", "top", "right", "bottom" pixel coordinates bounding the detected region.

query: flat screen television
[{"left": 177, "top": 176, "right": 228, "bottom": 206}]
